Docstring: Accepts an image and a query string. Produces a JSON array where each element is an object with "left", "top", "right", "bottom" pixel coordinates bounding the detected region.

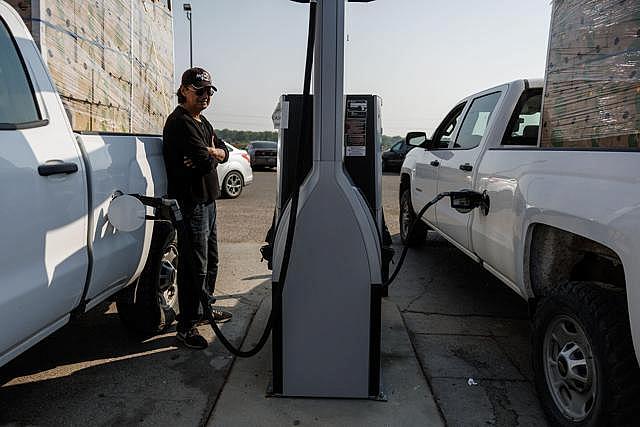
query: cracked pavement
[{"left": 385, "top": 232, "right": 548, "bottom": 426}]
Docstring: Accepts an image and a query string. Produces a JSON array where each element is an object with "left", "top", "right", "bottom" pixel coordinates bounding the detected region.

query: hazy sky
[{"left": 173, "top": 1, "right": 552, "bottom": 136}]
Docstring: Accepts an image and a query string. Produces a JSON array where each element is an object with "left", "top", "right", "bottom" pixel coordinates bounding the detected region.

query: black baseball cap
[{"left": 181, "top": 67, "right": 217, "bottom": 92}]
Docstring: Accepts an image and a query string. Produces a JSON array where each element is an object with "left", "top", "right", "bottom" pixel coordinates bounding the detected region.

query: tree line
[
  {"left": 215, "top": 129, "right": 277, "bottom": 147},
  {"left": 215, "top": 128, "right": 402, "bottom": 150}
]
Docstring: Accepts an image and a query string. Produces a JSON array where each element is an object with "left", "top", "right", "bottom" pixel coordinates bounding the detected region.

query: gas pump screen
[{"left": 345, "top": 99, "right": 368, "bottom": 157}]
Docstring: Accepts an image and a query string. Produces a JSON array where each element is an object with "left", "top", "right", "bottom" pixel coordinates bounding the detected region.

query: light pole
[{"left": 183, "top": 3, "right": 193, "bottom": 68}]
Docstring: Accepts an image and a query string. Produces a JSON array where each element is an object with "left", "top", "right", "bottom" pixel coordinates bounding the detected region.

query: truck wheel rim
[
  {"left": 159, "top": 244, "right": 178, "bottom": 308},
  {"left": 543, "top": 314, "right": 597, "bottom": 421},
  {"left": 401, "top": 194, "right": 411, "bottom": 239},
  {"left": 226, "top": 173, "right": 242, "bottom": 196}
]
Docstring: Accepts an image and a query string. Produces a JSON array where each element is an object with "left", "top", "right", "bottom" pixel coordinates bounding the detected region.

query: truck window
[
  {"left": 0, "top": 20, "right": 40, "bottom": 128},
  {"left": 453, "top": 91, "right": 502, "bottom": 150},
  {"left": 432, "top": 103, "right": 466, "bottom": 149},
  {"left": 502, "top": 88, "right": 542, "bottom": 146}
]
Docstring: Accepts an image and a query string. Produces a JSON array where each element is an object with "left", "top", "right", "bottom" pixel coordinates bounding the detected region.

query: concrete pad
[
  {"left": 431, "top": 378, "right": 548, "bottom": 427},
  {"left": 404, "top": 312, "right": 530, "bottom": 337},
  {"left": 209, "top": 299, "right": 443, "bottom": 427},
  {"left": 494, "top": 334, "right": 535, "bottom": 382},
  {"left": 389, "top": 239, "right": 528, "bottom": 319},
  {"left": 380, "top": 314, "right": 416, "bottom": 358},
  {"left": 412, "top": 335, "right": 524, "bottom": 380}
]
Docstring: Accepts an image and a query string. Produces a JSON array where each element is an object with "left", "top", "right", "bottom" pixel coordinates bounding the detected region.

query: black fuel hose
[
  {"left": 382, "top": 192, "right": 451, "bottom": 290},
  {"left": 199, "top": 2, "right": 317, "bottom": 358},
  {"left": 147, "top": 187, "right": 448, "bottom": 355}
]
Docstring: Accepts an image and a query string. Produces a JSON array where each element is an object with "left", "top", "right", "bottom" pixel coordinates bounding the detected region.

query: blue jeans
[{"left": 176, "top": 201, "right": 219, "bottom": 332}]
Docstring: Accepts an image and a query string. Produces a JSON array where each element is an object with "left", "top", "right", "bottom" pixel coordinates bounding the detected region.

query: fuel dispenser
[{"left": 269, "top": 93, "right": 390, "bottom": 399}]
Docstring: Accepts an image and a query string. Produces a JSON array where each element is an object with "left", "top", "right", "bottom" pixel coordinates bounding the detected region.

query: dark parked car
[
  {"left": 246, "top": 141, "right": 277, "bottom": 169},
  {"left": 381, "top": 139, "right": 415, "bottom": 171}
]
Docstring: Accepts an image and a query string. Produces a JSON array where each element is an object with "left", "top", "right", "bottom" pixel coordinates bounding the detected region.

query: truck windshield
[{"left": 0, "top": 20, "right": 40, "bottom": 127}]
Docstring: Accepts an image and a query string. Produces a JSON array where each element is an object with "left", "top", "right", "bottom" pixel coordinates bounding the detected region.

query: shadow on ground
[{"left": 0, "top": 275, "right": 271, "bottom": 426}]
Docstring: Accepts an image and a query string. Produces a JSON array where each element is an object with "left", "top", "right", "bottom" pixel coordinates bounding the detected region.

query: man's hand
[
  {"left": 207, "top": 147, "right": 226, "bottom": 161},
  {"left": 184, "top": 156, "right": 195, "bottom": 168}
]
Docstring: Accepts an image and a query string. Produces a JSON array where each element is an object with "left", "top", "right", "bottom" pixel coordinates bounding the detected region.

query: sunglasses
[{"left": 189, "top": 86, "right": 215, "bottom": 97}]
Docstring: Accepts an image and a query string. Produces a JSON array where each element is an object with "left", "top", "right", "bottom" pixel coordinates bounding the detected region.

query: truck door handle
[
  {"left": 38, "top": 162, "right": 79, "bottom": 176},
  {"left": 459, "top": 163, "right": 473, "bottom": 172},
  {"left": 430, "top": 160, "right": 440, "bottom": 167}
]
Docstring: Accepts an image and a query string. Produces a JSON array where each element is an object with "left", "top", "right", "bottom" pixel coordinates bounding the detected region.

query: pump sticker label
[
  {"left": 346, "top": 146, "right": 366, "bottom": 156},
  {"left": 345, "top": 100, "right": 367, "bottom": 157},
  {"left": 272, "top": 100, "right": 289, "bottom": 129}
]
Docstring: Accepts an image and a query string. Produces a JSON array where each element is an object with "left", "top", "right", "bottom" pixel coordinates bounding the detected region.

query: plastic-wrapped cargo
[
  {"left": 541, "top": 0, "right": 640, "bottom": 149},
  {"left": 132, "top": 0, "right": 173, "bottom": 134},
  {"left": 6, "top": 0, "right": 174, "bottom": 134}
]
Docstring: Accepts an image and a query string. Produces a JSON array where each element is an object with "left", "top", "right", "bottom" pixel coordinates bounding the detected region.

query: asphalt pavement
[{"left": 0, "top": 171, "right": 549, "bottom": 426}]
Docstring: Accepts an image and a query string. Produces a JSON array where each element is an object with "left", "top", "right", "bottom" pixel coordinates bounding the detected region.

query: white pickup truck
[
  {"left": 400, "top": 79, "right": 640, "bottom": 425},
  {"left": 0, "top": 2, "right": 179, "bottom": 367}
]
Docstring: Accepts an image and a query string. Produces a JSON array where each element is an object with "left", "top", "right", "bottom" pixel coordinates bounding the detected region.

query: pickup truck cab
[
  {"left": 400, "top": 79, "right": 640, "bottom": 425},
  {"left": 0, "top": 2, "right": 176, "bottom": 367}
]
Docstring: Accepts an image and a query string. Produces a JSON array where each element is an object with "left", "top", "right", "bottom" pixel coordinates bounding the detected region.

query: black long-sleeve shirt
[{"left": 163, "top": 106, "right": 229, "bottom": 208}]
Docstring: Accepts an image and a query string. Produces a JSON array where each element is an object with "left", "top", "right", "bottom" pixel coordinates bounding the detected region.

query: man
[{"left": 163, "top": 67, "right": 233, "bottom": 350}]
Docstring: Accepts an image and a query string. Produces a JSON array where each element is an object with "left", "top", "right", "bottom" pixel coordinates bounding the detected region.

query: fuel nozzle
[
  {"left": 128, "top": 194, "right": 184, "bottom": 223},
  {"left": 160, "top": 198, "right": 183, "bottom": 223},
  {"left": 448, "top": 190, "right": 490, "bottom": 216}
]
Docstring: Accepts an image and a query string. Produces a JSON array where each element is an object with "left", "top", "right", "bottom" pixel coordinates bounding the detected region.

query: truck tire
[
  {"left": 531, "top": 281, "right": 640, "bottom": 426},
  {"left": 222, "top": 170, "right": 243, "bottom": 199},
  {"left": 116, "top": 221, "right": 179, "bottom": 337},
  {"left": 399, "top": 188, "right": 428, "bottom": 246}
]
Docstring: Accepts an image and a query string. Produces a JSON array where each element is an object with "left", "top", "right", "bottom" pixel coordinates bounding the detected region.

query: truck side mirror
[
  {"left": 406, "top": 131, "right": 433, "bottom": 150},
  {"left": 107, "top": 194, "right": 146, "bottom": 232},
  {"left": 406, "top": 131, "right": 426, "bottom": 146}
]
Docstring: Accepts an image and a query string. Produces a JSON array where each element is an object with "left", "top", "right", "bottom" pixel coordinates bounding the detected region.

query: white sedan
[{"left": 217, "top": 142, "right": 253, "bottom": 198}]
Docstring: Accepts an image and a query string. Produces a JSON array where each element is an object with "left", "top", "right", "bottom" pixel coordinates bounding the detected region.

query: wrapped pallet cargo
[
  {"left": 541, "top": 0, "right": 640, "bottom": 149},
  {"left": 6, "top": 0, "right": 174, "bottom": 134}
]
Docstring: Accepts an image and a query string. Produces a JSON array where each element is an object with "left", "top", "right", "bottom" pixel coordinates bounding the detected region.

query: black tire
[
  {"left": 399, "top": 188, "right": 428, "bottom": 246},
  {"left": 116, "top": 221, "right": 179, "bottom": 337},
  {"left": 531, "top": 281, "right": 640, "bottom": 426},
  {"left": 222, "top": 170, "right": 243, "bottom": 199}
]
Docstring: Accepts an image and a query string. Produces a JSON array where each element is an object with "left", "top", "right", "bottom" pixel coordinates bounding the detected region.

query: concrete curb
[{"left": 208, "top": 297, "right": 444, "bottom": 426}]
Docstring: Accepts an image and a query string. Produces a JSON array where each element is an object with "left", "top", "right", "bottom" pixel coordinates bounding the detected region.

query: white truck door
[
  {"left": 435, "top": 91, "right": 503, "bottom": 250},
  {"left": 0, "top": 6, "right": 88, "bottom": 363},
  {"left": 412, "top": 103, "right": 466, "bottom": 225},
  {"left": 471, "top": 86, "right": 542, "bottom": 284}
]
